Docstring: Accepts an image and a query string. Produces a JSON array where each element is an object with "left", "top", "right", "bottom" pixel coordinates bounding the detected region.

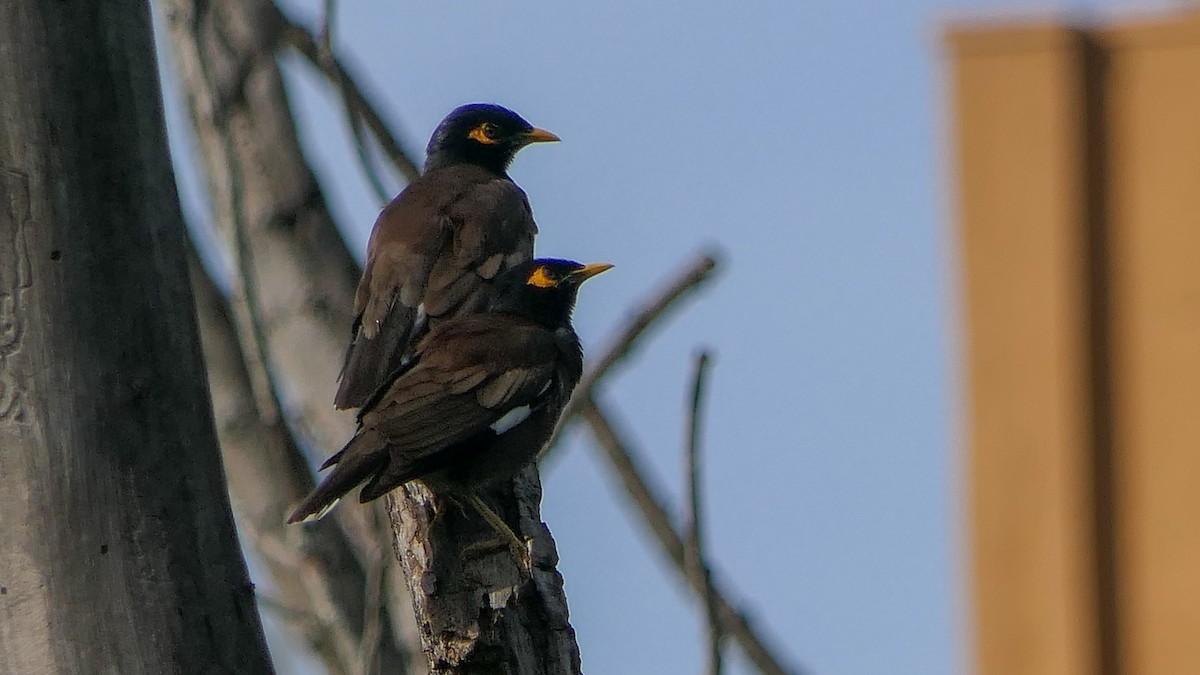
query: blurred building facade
[{"left": 949, "top": 10, "right": 1200, "bottom": 675}]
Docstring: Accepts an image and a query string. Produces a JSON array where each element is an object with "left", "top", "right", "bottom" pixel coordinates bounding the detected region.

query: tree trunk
[{"left": 0, "top": 2, "right": 274, "bottom": 673}]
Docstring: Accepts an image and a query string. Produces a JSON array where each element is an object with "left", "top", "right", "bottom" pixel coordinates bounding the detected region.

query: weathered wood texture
[
  {"left": 0, "top": 2, "right": 273, "bottom": 673},
  {"left": 386, "top": 474, "right": 581, "bottom": 675},
  {"left": 160, "top": 0, "right": 582, "bottom": 671}
]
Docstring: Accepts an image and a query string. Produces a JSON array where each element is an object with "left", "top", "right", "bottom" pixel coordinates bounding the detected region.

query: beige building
[{"left": 949, "top": 10, "right": 1200, "bottom": 675}]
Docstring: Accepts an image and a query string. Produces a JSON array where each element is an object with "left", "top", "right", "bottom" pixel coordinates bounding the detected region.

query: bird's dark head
[
  {"left": 489, "top": 258, "right": 612, "bottom": 328},
  {"left": 424, "top": 103, "right": 560, "bottom": 174}
]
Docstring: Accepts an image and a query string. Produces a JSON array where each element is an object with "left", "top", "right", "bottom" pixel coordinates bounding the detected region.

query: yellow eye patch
[
  {"left": 526, "top": 266, "right": 558, "bottom": 288},
  {"left": 468, "top": 123, "right": 499, "bottom": 145}
]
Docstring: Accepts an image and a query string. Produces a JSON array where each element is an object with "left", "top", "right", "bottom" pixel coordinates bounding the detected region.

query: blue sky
[{"left": 159, "top": 0, "right": 1156, "bottom": 672}]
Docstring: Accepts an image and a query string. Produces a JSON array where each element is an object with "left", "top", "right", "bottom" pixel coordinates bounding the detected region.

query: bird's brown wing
[
  {"left": 334, "top": 167, "right": 536, "bottom": 409},
  {"left": 421, "top": 177, "right": 536, "bottom": 319},
  {"left": 365, "top": 317, "right": 555, "bottom": 454},
  {"left": 289, "top": 317, "right": 556, "bottom": 522}
]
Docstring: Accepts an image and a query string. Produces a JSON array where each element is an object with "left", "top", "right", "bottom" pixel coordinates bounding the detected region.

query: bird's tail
[{"left": 287, "top": 431, "right": 387, "bottom": 524}]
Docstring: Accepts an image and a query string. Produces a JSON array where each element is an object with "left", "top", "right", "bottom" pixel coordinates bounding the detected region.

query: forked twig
[
  {"left": 315, "top": 0, "right": 392, "bottom": 205},
  {"left": 277, "top": 11, "right": 422, "bottom": 183},
  {"left": 582, "top": 395, "right": 800, "bottom": 675}
]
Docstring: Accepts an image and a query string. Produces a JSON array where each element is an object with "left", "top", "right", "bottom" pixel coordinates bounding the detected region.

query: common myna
[
  {"left": 290, "top": 259, "right": 611, "bottom": 554},
  {"left": 334, "top": 103, "right": 560, "bottom": 410}
]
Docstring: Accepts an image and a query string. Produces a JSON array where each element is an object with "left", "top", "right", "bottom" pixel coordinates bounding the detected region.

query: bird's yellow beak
[
  {"left": 571, "top": 262, "right": 613, "bottom": 282},
  {"left": 522, "top": 128, "right": 561, "bottom": 144}
]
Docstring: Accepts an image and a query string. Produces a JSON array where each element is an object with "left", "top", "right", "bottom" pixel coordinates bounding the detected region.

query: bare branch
[
  {"left": 185, "top": 3, "right": 399, "bottom": 667},
  {"left": 345, "top": 97, "right": 393, "bottom": 204},
  {"left": 545, "top": 251, "right": 720, "bottom": 453},
  {"left": 582, "top": 396, "right": 801, "bottom": 675},
  {"left": 162, "top": 0, "right": 361, "bottom": 461},
  {"left": 277, "top": 9, "right": 422, "bottom": 183},
  {"left": 583, "top": 252, "right": 719, "bottom": 397},
  {"left": 319, "top": 0, "right": 336, "bottom": 53},
  {"left": 191, "top": 252, "right": 409, "bottom": 675},
  {"left": 683, "top": 351, "right": 723, "bottom": 675},
  {"left": 543, "top": 250, "right": 794, "bottom": 673},
  {"left": 214, "top": 49, "right": 284, "bottom": 427},
  {"left": 312, "top": 0, "right": 392, "bottom": 204}
]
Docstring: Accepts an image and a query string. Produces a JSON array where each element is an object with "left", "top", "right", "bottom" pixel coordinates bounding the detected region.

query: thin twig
[
  {"left": 544, "top": 251, "right": 720, "bottom": 454},
  {"left": 684, "top": 351, "right": 723, "bottom": 675},
  {"left": 276, "top": 11, "right": 422, "bottom": 183},
  {"left": 312, "top": 0, "right": 392, "bottom": 204},
  {"left": 320, "top": 0, "right": 336, "bottom": 53},
  {"left": 582, "top": 395, "right": 801, "bottom": 675},
  {"left": 580, "top": 252, "right": 719, "bottom": 398},
  {"left": 348, "top": 104, "right": 392, "bottom": 203}
]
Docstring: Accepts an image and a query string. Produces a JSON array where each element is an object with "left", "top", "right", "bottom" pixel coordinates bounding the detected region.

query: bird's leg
[{"left": 465, "top": 494, "right": 530, "bottom": 570}]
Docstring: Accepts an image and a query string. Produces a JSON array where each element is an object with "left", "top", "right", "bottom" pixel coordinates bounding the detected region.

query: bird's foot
[
  {"left": 465, "top": 494, "right": 532, "bottom": 572},
  {"left": 462, "top": 535, "right": 532, "bottom": 571}
]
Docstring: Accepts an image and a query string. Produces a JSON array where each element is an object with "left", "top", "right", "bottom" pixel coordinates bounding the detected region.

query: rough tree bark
[
  {"left": 385, "top": 474, "right": 581, "bottom": 674},
  {"left": 162, "top": 1, "right": 581, "bottom": 672},
  {"left": 0, "top": 2, "right": 273, "bottom": 673}
]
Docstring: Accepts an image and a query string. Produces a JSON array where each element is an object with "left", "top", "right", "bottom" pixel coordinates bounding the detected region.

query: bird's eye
[
  {"left": 468, "top": 122, "right": 500, "bottom": 145},
  {"left": 526, "top": 266, "right": 558, "bottom": 288}
]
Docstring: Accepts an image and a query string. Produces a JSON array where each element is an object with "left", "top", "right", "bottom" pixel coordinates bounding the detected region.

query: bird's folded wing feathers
[
  {"left": 336, "top": 177, "right": 534, "bottom": 409},
  {"left": 362, "top": 328, "right": 557, "bottom": 458},
  {"left": 422, "top": 180, "right": 535, "bottom": 316},
  {"left": 335, "top": 189, "right": 446, "bottom": 409}
]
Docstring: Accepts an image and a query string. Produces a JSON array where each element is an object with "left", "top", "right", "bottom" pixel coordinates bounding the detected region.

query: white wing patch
[{"left": 490, "top": 405, "right": 532, "bottom": 435}]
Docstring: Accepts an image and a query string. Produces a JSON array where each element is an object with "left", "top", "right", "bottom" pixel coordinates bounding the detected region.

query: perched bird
[
  {"left": 290, "top": 259, "right": 612, "bottom": 553},
  {"left": 335, "top": 103, "right": 560, "bottom": 410}
]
